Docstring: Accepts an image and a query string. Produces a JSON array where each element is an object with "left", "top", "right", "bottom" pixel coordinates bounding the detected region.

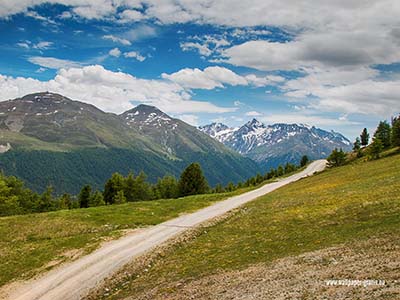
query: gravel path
[{"left": 8, "top": 160, "right": 327, "bottom": 300}]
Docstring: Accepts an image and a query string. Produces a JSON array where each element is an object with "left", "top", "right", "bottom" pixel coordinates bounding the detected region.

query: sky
[{"left": 1, "top": 1, "right": 400, "bottom": 140}]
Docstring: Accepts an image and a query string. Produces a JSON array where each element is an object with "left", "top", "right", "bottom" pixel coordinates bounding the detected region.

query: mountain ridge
[
  {"left": 0, "top": 92, "right": 260, "bottom": 193},
  {"left": 199, "top": 119, "right": 352, "bottom": 167}
]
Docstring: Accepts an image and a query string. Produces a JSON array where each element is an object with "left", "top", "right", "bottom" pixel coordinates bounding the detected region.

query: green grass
[
  {"left": 107, "top": 153, "right": 400, "bottom": 299},
  {"left": 0, "top": 188, "right": 256, "bottom": 287}
]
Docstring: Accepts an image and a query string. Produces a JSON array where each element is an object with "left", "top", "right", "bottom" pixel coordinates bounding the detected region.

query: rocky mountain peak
[
  {"left": 121, "top": 104, "right": 177, "bottom": 130},
  {"left": 199, "top": 119, "right": 352, "bottom": 167}
]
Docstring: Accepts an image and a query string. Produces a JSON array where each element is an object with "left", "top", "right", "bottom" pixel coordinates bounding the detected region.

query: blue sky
[{"left": 1, "top": 1, "right": 400, "bottom": 140}]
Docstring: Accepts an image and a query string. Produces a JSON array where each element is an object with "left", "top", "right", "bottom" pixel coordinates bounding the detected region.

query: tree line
[
  {"left": 0, "top": 156, "right": 309, "bottom": 217},
  {"left": 327, "top": 114, "right": 400, "bottom": 167}
]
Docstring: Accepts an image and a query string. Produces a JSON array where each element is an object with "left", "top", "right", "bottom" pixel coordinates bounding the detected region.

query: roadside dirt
[{"left": 125, "top": 236, "right": 399, "bottom": 300}]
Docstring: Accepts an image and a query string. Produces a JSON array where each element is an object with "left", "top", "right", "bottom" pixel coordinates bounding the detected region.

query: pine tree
[
  {"left": 370, "top": 138, "right": 383, "bottom": 159},
  {"left": 360, "top": 128, "right": 369, "bottom": 146},
  {"left": 103, "top": 173, "right": 124, "bottom": 204},
  {"left": 58, "top": 193, "right": 72, "bottom": 209},
  {"left": 225, "top": 182, "right": 235, "bottom": 192},
  {"left": 123, "top": 172, "right": 137, "bottom": 202},
  {"left": 213, "top": 183, "right": 224, "bottom": 193},
  {"left": 156, "top": 175, "right": 179, "bottom": 199},
  {"left": 79, "top": 185, "right": 91, "bottom": 208},
  {"left": 353, "top": 137, "right": 361, "bottom": 151},
  {"left": 391, "top": 115, "right": 400, "bottom": 147},
  {"left": 178, "top": 163, "right": 209, "bottom": 196},
  {"left": 89, "top": 191, "right": 105, "bottom": 207},
  {"left": 327, "top": 148, "right": 347, "bottom": 167},
  {"left": 0, "top": 179, "right": 20, "bottom": 216},
  {"left": 134, "top": 171, "right": 153, "bottom": 200},
  {"left": 35, "top": 186, "right": 55, "bottom": 212},
  {"left": 277, "top": 165, "right": 284, "bottom": 176},
  {"left": 113, "top": 190, "right": 127, "bottom": 204},
  {"left": 300, "top": 155, "right": 309, "bottom": 167},
  {"left": 374, "top": 121, "right": 391, "bottom": 148}
]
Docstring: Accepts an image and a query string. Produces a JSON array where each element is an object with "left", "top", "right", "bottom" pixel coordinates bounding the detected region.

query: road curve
[{"left": 8, "top": 160, "right": 327, "bottom": 300}]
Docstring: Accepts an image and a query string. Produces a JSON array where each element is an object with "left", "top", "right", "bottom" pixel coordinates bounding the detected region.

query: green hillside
[
  {"left": 0, "top": 188, "right": 257, "bottom": 287},
  {"left": 0, "top": 93, "right": 261, "bottom": 194},
  {"left": 95, "top": 151, "right": 400, "bottom": 299}
]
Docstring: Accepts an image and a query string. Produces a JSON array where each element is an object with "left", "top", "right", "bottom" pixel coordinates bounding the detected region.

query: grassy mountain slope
[
  {"left": 0, "top": 93, "right": 261, "bottom": 193},
  {"left": 0, "top": 188, "right": 257, "bottom": 288},
  {"left": 94, "top": 151, "right": 400, "bottom": 300}
]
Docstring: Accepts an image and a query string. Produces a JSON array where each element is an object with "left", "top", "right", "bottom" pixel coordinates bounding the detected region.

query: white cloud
[
  {"left": 245, "top": 111, "right": 262, "bottom": 117},
  {"left": 123, "top": 25, "right": 157, "bottom": 42},
  {"left": 281, "top": 67, "right": 400, "bottom": 117},
  {"left": 0, "top": 65, "right": 236, "bottom": 114},
  {"left": 33, "top": 41, "right": 53, "bottom": 50},
  {"left": 124, "top": 51, "right": 146, "bottom": 62},
  {"left": 162, "top": 66, "right": 247, "bottom": 90},
  {"left": 177, "top": 114, "right": 199, "bottom": 126},
  {"left": 162, "top": 66, "right": 283, "bottom": 90},
  {"left": 27, "top": 56, "right": 82, "bottom": 69},
  {"left": 261, "top": 113, "right": 359, "bottom": 128},
  {"left": 0, "top": 1, "right": 398, "bottom": 31},
  {"left": 59, "top": 11, "right": 72, "bottom": 19},
  {"left": 25, "top": 10, "right": 57, "bottom": 25},
  {"left": 103, "top": 35, "right": 132, "bottom": 46},
  {"left": 17, "top": 42, "right": 30, "bottom": 49},
  {"left": 109, "top": 48, "right": 121, "bottom": 57},
  {"left": 221, "top": 30, "right": 400, "bottom": 71},
  {"left": 18, "top": 41, "right": 53, "bottom": 50},
  {"left": 245, "top": 74, "right": 285, "bottom": 87},
  {"left": 180, "top": 42, "right": 213, "bottom": 57},
  {"left": 118, "top": 9, "right": 145, "bottom": 23},
  {"left": 35, "top": 67, "right": 47, "bottom": 73},
  {"left": 234, "top": 100, "right": 244, "bottom": 106}
]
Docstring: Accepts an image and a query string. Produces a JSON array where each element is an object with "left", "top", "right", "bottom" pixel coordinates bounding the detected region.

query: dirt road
[{"left": 8, "top": 160, "right": 327, "bottom": 300}]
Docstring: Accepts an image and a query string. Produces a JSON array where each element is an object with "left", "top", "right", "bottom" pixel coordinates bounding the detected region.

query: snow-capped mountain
[{"left": 199, "top": 119, "right": 352, "bottom": 168}]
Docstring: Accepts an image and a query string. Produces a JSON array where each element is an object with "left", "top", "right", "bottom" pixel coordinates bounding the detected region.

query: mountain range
[
  {"left": 199, "top": 119, "right": 352, "bottom": 168},
  {"left": 0, "top": 92, "right": 259, "bottom": 194}
]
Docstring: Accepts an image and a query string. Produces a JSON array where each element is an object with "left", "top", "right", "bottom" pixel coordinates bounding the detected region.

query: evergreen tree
[
  {"left": 134, "top": 171, "right": 153, "bottom": 200},
  {"left": 327, "top": 148, "right": 347, "bottom": 167},
  {"left": 255, "top": 173, "right": 264, "bottom": 184},
  {"left": 370, "top": 138, "right": 383, "bottom": 159},
  {"left": 213, "top": 183, "right": 224, "bottom": 193},
  {"left": 391, "top": 115, "right": 400, "bottom": 147},
  {"left": 89, "top": 191, "right": 105, "bottom": 207},
  {"left": 0, "top": 179, "right": 20, "bottom": 216},
  {"left": 374, "top": 121, "right": 391, "bottom": 148},
  {"left": 123, "top": 172, "right": 136, "bottom": 202},
  {"left": 58, "top": 193, "right": 72, "bottom": 209},
  {"left": 113, "top": 190, "right": 127, "bottom": 204},
  {"left": 267, "top": 168, "right": 276, "bottom": 179},
  {"left": 36, "top": 187, "right": 55, "bottom": 212},
  {"left": 360, "top": 128, "right": 369, "bottom": 146},
  {"left": 353, "top": 137, "right": 361, "bottom": 151},
  {"left": 225, "top": 182, "right": 235, "bottom": 192},
  {"left": 300, "top": 155, "right": 309, "bottom": 167},
  {"left": 103, "top": 172, "right": 124, "bottom": 204},
  {"left": 178, "top": 163, "right": 209, "bottom": 196},
  {"left": 156, "top": 175, "right": 179, "bottom": 199},
  {"left": 284, "top": 163, "right": 296, "bottom": 174},
  {"left": 277, "top": 165, "right": 284, "bottom": 176},
  {"left": 78, "top": 185, "right": 91, "bottom": 208}
]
